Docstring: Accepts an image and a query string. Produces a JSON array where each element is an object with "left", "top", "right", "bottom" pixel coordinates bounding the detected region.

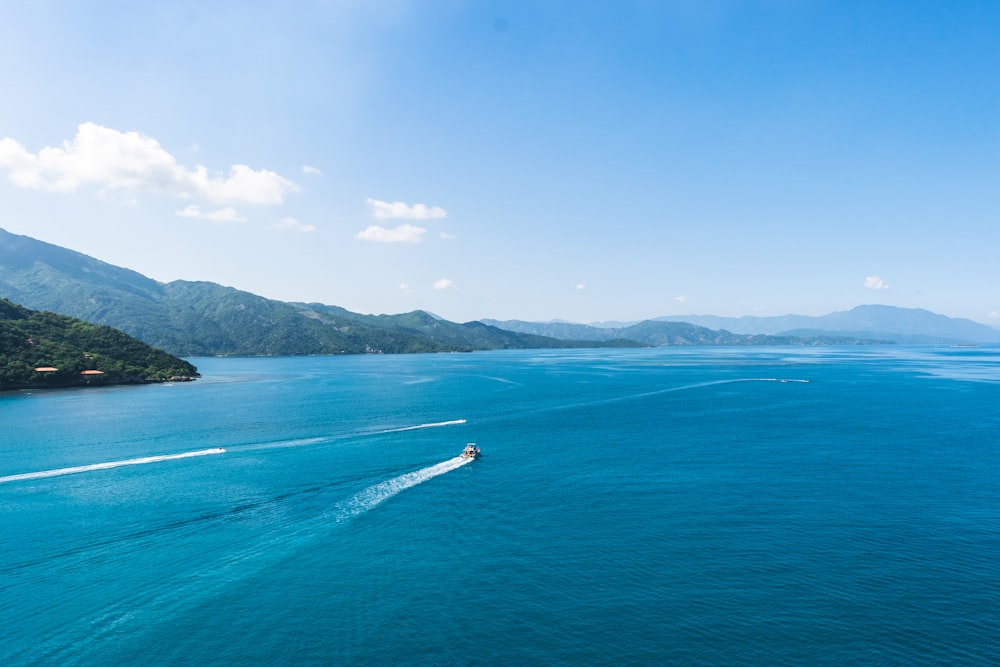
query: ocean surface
[{"left": 2, "top": 346, "right": 999, "bottom": 665}]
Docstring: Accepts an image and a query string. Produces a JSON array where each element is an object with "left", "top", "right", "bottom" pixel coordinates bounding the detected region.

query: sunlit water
[{"left": 2, "top": 347, "right": 999, "bottom": 665}]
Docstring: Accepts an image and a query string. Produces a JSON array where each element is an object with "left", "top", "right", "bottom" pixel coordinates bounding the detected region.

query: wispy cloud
[
  {"left": 366, "top": 198, "right": 447, "bottom": 220},
  {"left": 272, "top": 216, "right": 316, "bottom": 232},
  {"left": 575, "top": 283, "right": 586, "bottom": 290},
  {"left": 176, "top": 204, "right": 246, "bottom": 223},
  {"left": 355, "top": 223, "right": 426, "bottom": 243},
  {"left": 864, "top": 275, "right": 889, "bottom": 291},
  {"left": 302, "top": 165, "right": 322, "bottom": 175},
  {"left": 434, "top": 278, "right": 457, "bottom": 290},
  {"left": 674, "top": 295, "right": 688, "bottom": 304},
  {"left": 400, "top": 282, "right": 413, "bottom": 294},
  {"left": 0, "top": 122, "right": 299, "bottom": 204},
  {"left": 988, "top": 310, "right": 1000, "bottom": 321}
]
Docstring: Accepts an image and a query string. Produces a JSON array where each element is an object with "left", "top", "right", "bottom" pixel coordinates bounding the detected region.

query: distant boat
[{"left": 461, "top": 443, "right": 481, "bottom": 459}]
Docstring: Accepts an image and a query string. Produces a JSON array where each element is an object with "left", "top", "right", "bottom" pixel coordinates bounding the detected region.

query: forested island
[{"left": 0, "top": 298, "right": 198, "bottom": 391}]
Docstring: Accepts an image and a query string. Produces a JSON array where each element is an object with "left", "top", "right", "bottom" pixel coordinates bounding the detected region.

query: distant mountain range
[
  {"left": 481, "top": 318, "right": 892, "bottom": 347},
  {"left": 485, "top": 305, "right": 1000, "bottom": 346},
  {"left": 653, "top": 309, "right": 1000, "bottom": 344},
  {"left": 3, "top": 227, "right": 996, "bottom": 357}
]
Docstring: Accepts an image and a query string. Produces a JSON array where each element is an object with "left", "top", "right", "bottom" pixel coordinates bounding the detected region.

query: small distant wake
[
  {"left": 618, "top": 376, "right": 811, "bottom": 402},
  {"left": 0, "top": 448, "right": 226, "bottom": 484},
  {"left": 535, "top": 376, "right": 812, "bottom": 416},
  {"left": 754, "top": 377, "right": 810, "bottom": 383},
  {"left": 665, "top": 378, "right": 810, "bottom": 392},
  {"left": 333, "top": 455, "right": 472, "bottom": 521}
]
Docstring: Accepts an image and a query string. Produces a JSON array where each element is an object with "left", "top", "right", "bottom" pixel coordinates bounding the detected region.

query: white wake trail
[
  {"left": 213, "top": 419, "right": 467, "bottom": 455},
  {"left": 376, "top": 419, "right": 467, "bottom": 434},
  {"left": 0, "top": 448, "right": 226, "bottom": 484},
  {"left": 334, "top": 455, "right": 473, "bottom": 521}
]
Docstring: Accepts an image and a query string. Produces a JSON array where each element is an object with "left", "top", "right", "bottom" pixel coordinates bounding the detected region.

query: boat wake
[
  {"left": 659, "top": 377, "right": 810, "bottom": 392},
  {"left": 0, "top": 448, "right": 226, "bottom": 484},
  {"left": 14, "top": 452, "right": 473, "bottom": 664},
  {"left": 374, "top": 419, "right": 467, "bottom": 434},
  {"left": 556, "top": 376, "right": 813, "bottom": 413},
  {"left": 230, "top": 419, "right": 467, "bottom": 454},
  {"left": 333, "top": 455, "right": 473, "bottom": 521},
  {"left": 1, "top": 419, "right": 468, "bottom": 485}
]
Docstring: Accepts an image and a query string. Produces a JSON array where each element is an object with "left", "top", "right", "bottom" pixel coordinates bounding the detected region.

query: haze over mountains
[
  {"left": 660, "top": 310, "right": 1000, "bottom": 344},
  {"left": 486, "top": 306, "right": 1000, "bottom": 346},
  {"left": 3, "top": 227, "right": 998, "bottom": 356}
]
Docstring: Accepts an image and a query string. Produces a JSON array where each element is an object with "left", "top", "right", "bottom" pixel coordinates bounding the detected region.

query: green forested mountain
[
  {"left": 0, "top": 228, "right": 634, "bottom": 356},
  {"left": 296, "top": 304, "right": 642, "bottom": 351},
  {"left": 0, "top": 298, "right": 198, "bottom": 390},
  {"left": 156, "top": 281, "right": 463, "bottom": 356}
]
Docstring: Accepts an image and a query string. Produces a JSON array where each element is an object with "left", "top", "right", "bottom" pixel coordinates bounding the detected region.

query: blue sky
[{"left": 1, "top": 1, "right": 998, "bottom": 324}]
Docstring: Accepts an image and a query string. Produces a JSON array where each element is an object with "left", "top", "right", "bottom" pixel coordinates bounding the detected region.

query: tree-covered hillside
[
  {"left": 0, "top": 229, "right": 638, "bottom": 355},
  {"left": 0, "top": 299, "right": 198, "bottom": 390},
  {"left": 297, "top": 305, "right": 644, "bottom": 351}
]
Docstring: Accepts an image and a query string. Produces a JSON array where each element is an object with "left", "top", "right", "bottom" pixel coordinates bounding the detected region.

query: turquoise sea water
[{"left": 2, "top": 347, "right": 999, "bottom": 665}]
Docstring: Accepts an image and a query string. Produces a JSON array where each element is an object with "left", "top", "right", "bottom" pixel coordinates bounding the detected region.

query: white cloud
[
  {"left": 175, "top": 204, "right": 246, "bottom": 222},
  {"left": 400, "top": 282, "right": 413, "bottom": 293},
  {"left": 674, "top": 295, "right": 688, "bottom": 304},
  {"left": 355, "top": 223, "right": 426, "bottom": 243},
  {"left": 272, "top": 216, "right": 316, "bottom": 233},
  {"left": 302, "top": 165, "right": 322, "bottom": 175},
  {"left": 575, "top": 283, "right": 586, "bottom": 290},
  {"left": 0, "top": 122, "right": 299, "bottom": 204},
  {"left": 988, "top": 311, "right": 1000, "bottom": 321},
  {"left": 864, "top": 275, "right": 889, "bottom": 291},
  {"left": 439, "top": 231, "right": 456, "bottom": 240},
  {"left": 366, "top": 198, "right": 447, "bottom": 220},
  {"left": 434, "top": 278, "right": 457, "bottom": 290}
]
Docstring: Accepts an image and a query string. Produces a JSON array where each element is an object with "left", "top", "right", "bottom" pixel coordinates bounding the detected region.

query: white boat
[{"left": 461, "top": 443, "right": 481, "bottom": 459}]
